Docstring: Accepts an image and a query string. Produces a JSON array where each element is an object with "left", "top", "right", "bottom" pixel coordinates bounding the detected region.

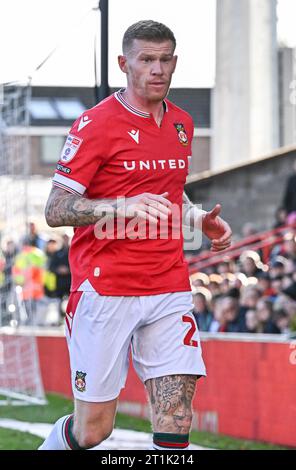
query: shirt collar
[{"left": 114, "top": 88, "right": 168, "bottom": 118}]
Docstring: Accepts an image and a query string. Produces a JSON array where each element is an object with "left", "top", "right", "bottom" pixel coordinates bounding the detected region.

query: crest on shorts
[
  {"left": 174, "top": 123, "right": 188, "bottom": 146},
  {"left": 75, "top": 371, "right": 87, "bottom": 392}
]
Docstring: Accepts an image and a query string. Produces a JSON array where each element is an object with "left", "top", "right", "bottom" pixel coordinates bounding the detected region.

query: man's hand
[
  {"left": 202, "top": 204, "right": 232, "bottom": 252},
  {"left": 116, "top": 192, "right": 172, "bottom": 223}
]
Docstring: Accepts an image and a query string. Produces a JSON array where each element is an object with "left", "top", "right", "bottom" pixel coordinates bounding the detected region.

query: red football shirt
[{"left": 52, "top": 90, "right": 193, "bottom": 295}]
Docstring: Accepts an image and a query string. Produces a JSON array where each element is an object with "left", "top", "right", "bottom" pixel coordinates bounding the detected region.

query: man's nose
[{"left": 151, "top": 60, "right": 163, "bottom": 75}]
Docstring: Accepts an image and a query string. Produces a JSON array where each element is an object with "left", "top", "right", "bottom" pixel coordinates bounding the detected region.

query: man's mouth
[{"left": 149, "top": 82, "right": 166, "bottom": 86}]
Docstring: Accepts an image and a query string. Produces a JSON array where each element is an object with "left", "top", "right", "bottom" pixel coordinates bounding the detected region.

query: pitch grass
[{"left": 0, "top": 393, "right": 292, "bottom": 450}]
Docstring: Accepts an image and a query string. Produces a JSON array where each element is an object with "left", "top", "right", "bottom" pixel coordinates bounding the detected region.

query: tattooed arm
[
  {"left": 45, "top": 186, "right": 172, "bottom": 228},
  {"left": 44, "top": 186, "right": 118, "bottom": 227}
]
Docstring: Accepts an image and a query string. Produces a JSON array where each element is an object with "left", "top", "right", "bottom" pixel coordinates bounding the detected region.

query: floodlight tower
[
  {"left": 94, "top": 0, "right": 109, "bottom": 103},
  {"left": 212, "top": 0, "right": 279, "bottom": 170}
]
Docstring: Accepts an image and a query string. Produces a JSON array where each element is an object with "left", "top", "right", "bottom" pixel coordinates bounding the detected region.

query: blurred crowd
[
  {"left": 191, "top": 228, "right": 296, "bottom": 335},
  {"left": 0, "top": 222, "right": 71, "bottom": 326},
  {"left": 189, "top": 167, "right": 296, "bottom": 337}
]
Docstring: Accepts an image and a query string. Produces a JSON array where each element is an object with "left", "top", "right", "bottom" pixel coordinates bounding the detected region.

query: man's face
[
  {"left": 221, "top": 298, "right": 238, "bottom": 322},
  {"left": 193, "top": 294, "right": 206, "bottom": 312},
  {"left": 118, "top": 39, "right": 177, "bottom": 102},
  {"left": 245, "top": 310, "right": 258, "bottom": 330}
]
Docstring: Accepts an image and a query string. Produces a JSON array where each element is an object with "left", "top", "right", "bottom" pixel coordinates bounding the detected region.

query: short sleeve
[{"left": 52, "top": 111, "right": 105, "bottom": 195}]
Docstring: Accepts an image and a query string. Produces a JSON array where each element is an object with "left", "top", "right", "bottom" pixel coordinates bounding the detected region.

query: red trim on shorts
[{"left": 65, "top": 291, "right": 83, "bottom": 336}]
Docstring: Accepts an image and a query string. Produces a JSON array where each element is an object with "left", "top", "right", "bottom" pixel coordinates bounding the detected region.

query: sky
[{"left": 0, "top": 0, "right": 296, "bottom": 88}]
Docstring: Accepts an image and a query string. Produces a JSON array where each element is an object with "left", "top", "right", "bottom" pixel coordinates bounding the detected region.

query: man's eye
[{"left": 143, "top": 58, "right": 152, "bottom": 63}]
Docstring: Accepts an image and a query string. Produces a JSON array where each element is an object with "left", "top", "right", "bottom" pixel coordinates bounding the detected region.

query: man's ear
[
  {"left": 171, "top": 55, "right": 178, "bottom": 74},
  {"left": 118, "top": 55, "right": 128, "bottom": 73}
]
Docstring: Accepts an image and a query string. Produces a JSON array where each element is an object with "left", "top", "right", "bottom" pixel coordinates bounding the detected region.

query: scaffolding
[{"left": 0, "top": 80, "right": 46, "bottom": 405}]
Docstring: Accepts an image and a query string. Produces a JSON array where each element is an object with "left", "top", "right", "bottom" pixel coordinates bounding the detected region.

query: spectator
[
  {"left": 49, "top": 234, "right": 71, "bottom": 322},
  {"left": 44, "top": 239, "right": 58, "bottom": 298},
  {"left": 273, "top": 309, "right": 290, "bottom": 334},
  {"left": 23, "top": 222, "right": 47, "bottom": 251},
  {"left": 217, "top": 260, "right": 231, "bottom": 275},
  {"left": 12, "top": 244, "right": 46, "bottom": 325},
  {"left": 220, "top": 278, "right": 230, "bottom": 294},
  {"left": 209, "top": 296, "right": 226, "bottom": 332},
  {"left": 282, "top": 282, "right": 296, "bottom": 302},
  {"left": 231, "top": 273, "right": 245, "bottom": 291},
  {"left": 256, "top": 272, "right": 273, "bottom": 297},
  {"left": 244, "top": 309, "right": 259, "bottom": 333},
  {"left": 190, "top": 272, "right": 210, "bottom": 288},
  {"left": 273, "top": 207, "right": 287, "bottom": 229},
  {"left": 192, "top": 289, "right": 213, "bottom": 332},
  {"left": 270, "top": 275, "right": 284, "bottom": 298},
  {"left": 208, "top": 274, "right": 223, "bottom": 297},
  {"left": 274, "top": 293, "right": 296, "bottom": 327},
  {"left": 269, "top": 257, "right": 287, "bottom": 277},
  {"left": 213, "top": 296, "right": 241, "bottom": 333},
  {"left": 256, "top": 298, "right": 280, "bottom": 334},
  {"left": 282, "top": 275, "right": 294, "bottom": 290},
  {"left": 240, "top": 286, "right": 261, "bottom": 309},
  {"left": 282, "top": 233, "right": 296, "bottom": 262},
  {"left": 239, "top": 286, "right": 265, "bottom": 330},
  {"left": 284, "top": 258, "right": 295, "bottom": 277},
  {"left": 223, "top": 296, "right": 241, "bottom": 332},
  {"left": 240, "top": 251, "right": 263, "bottom": 277},
  {"left": 45, "top": 239, "right": 58, "bottom": 260}
]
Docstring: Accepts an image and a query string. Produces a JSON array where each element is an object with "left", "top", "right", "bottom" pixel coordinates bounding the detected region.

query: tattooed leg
[{"left": 145, "top": 374, "right": 197, "bottom": 434}]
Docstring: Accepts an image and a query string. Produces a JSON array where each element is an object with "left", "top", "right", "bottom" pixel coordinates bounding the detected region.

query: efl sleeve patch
[
  {"left": 60, "top": 134, "right": 83, "bottom": 163},
  {"left": 54, "top": 112, "right": 108, "bottom": 193}
]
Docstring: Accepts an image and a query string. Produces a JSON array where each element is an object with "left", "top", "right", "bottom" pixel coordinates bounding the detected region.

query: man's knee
[
  {"left": 73, "top": 397, "right": 117, "bottom": 448},
  {"left": 74, "top": 422, "right": 113, "bottom": 448}
]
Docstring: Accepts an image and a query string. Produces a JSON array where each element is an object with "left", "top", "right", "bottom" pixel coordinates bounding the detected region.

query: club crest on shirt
[
  {"left": 75, "top": 371, "right": 87, "bottom": 392},
  {"left": 60, "top": 134, "right": 83, "bottom": 163},
  {"left": 174, "top": 123, "right": 188, "bottom": 146}
]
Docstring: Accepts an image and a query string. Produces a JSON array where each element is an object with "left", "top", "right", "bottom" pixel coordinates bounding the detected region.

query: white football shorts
[{"left": 65, "top": 283, "right": 206, "bottom": 402}]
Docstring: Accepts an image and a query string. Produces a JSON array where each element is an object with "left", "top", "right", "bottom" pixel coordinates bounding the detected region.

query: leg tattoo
[{"left": 146, "top": 374, "right": 197, "bottom": 433}]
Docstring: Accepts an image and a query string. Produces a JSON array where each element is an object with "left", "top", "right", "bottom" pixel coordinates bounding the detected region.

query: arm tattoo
[
  {"left": 45, "top": 186, "right": 118, "bottom": 227},
  {"left": 146, "top": 374, "right": 197, "bottom": 433}
]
